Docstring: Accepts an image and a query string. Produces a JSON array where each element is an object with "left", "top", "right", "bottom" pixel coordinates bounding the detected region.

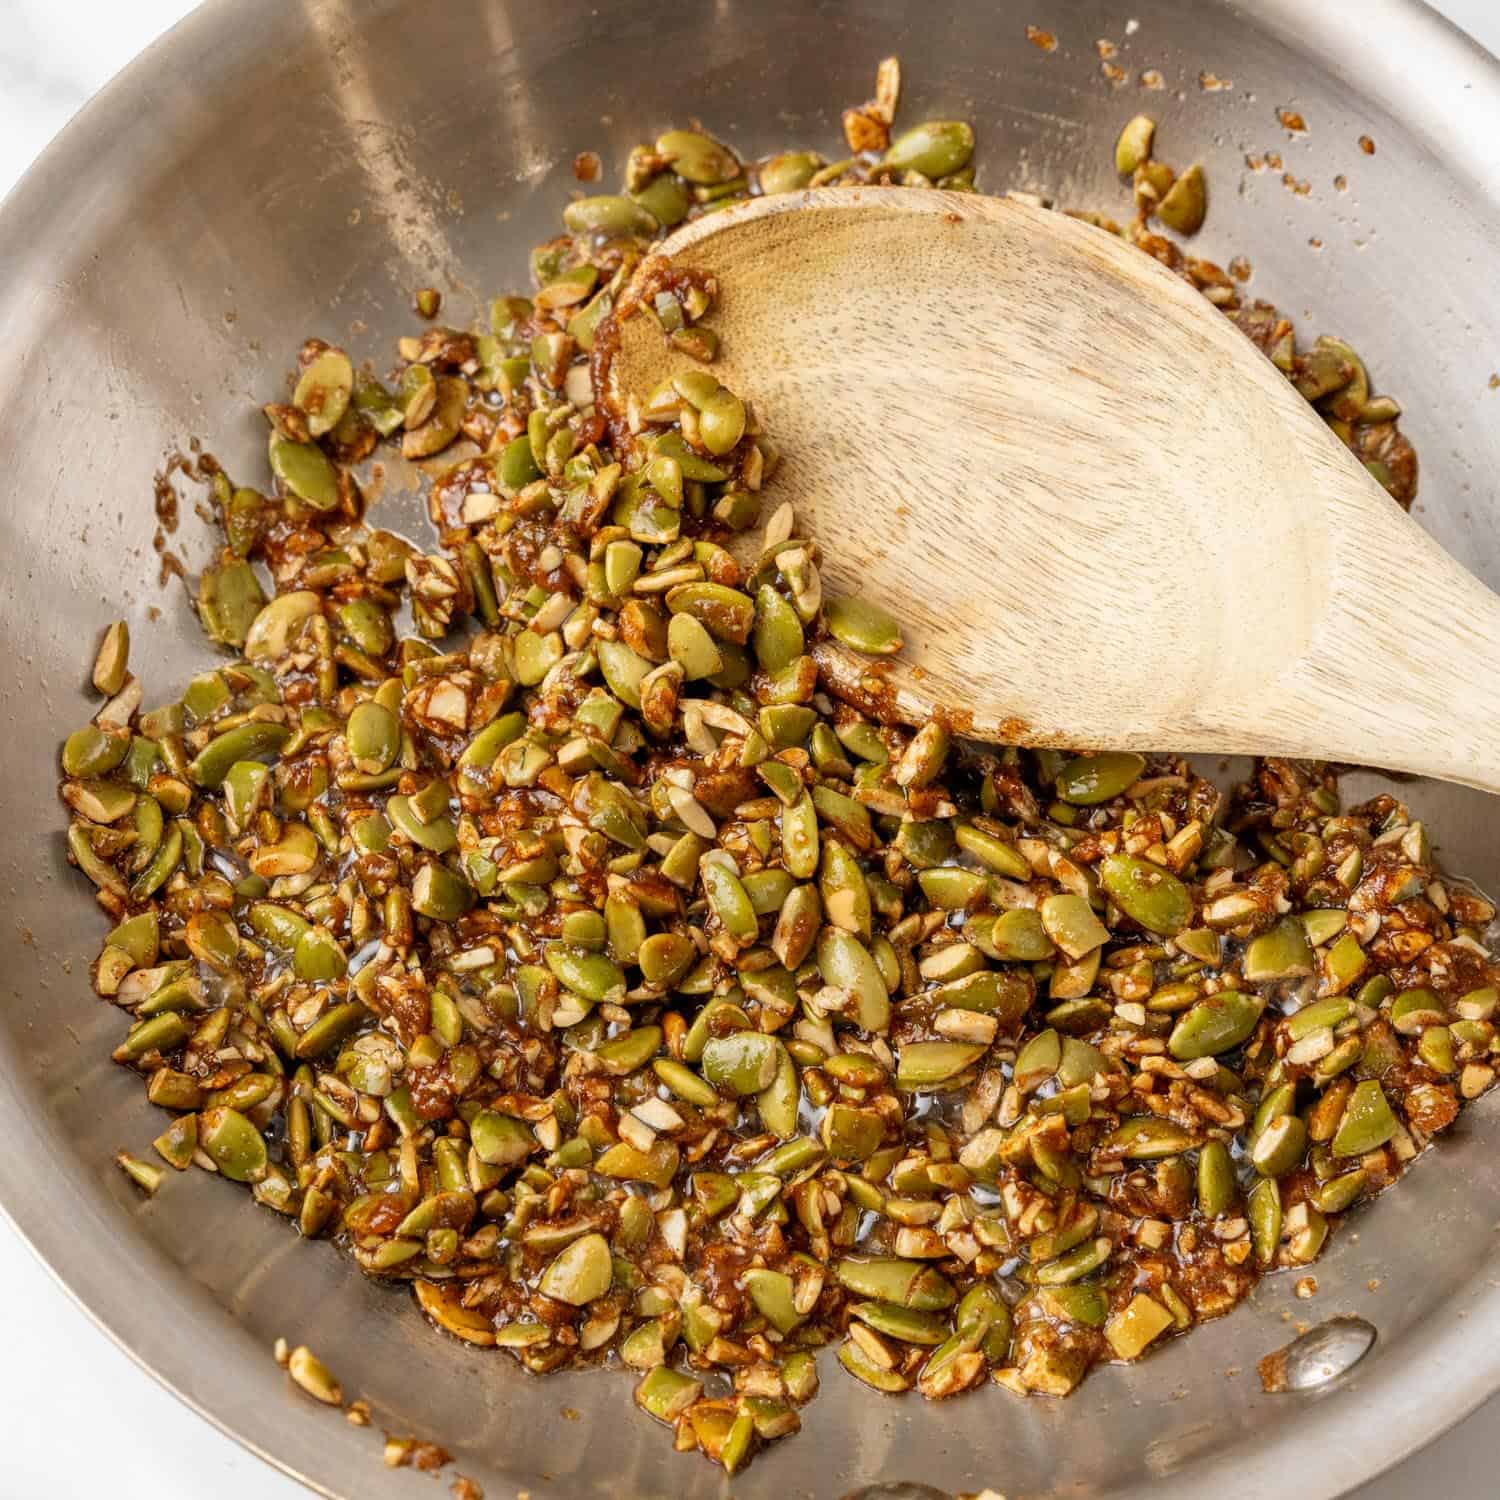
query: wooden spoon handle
[{"left": 1258, "top": 504, "right": 1500, "bottom": 793}]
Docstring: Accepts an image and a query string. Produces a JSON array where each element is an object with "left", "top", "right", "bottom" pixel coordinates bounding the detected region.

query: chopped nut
[{"left": 287, "top": 1345, "right": 342, "bottom": 1405}]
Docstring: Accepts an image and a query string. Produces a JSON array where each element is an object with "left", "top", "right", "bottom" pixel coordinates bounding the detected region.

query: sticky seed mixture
[{"left": 60, "top": 60, "right": 1471, "bottom": 1477}]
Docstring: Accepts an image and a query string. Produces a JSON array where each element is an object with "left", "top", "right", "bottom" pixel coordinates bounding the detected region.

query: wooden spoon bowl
[{"left": 607, "top": 188, "right": 1500, "bottom": 791}]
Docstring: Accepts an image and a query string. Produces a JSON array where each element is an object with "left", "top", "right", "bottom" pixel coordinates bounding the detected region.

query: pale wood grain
[{"left": 609, "top": 187, "right": 1500, "bottom": 792}]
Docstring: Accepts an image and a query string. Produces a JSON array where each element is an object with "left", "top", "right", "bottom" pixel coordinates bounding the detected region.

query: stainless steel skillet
[{"left": 2, "top": 2, "right": 1499, "bottom": 1495}]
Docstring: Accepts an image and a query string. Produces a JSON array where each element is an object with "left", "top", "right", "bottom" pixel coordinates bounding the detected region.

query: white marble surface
[{"left": 2, "top": 1, "right": 1498, "bottom": 1496}]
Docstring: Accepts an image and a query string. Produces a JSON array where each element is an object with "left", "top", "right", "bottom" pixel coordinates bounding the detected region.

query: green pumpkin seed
[
  {"left": 756, "top": 1043, "right": 801, "bottom": 1139},
  {"left": 293, "top": 348, "right": 354, "bottom": 437},
  {"left": 759, "top": 151, "right": 822, "bottom": 194},
  {"left": 753, "top": 585, "right": 805, "bottom": 672},
  {"left": 188, "top": 721, "right": 291, "bottom": 787},
  {"left": 1333, "top": 1080, "right": 1397, "bottom": 1157},
  {"left": 1285, "top": 996, "right": 1353, "bottom": 1042},
  {"left": 651, "top": 430, "right": 728, "bottom": 483},
  {"left": 198, "top": 560, "right": 268, "bottom": 649},
  {"left": 1197, "top": 1140, "right": 1236, "bottom": 1216},
  {"left": 742, "top": 868, "right": 796, "bottom": 919},
  {"left": 1055, "top": 752, "right": 1145, "bottom": 804},
  {"left": 117, "top": 1011, "right": 190, "bottom": 1060},
  {"left": 295, "top": 1001, "right": 367, "bottom": 1059},
  {"left": 62, "top": 724, "right": 131, "bottom": 778},
  {"left": 351, "top": 374, "right": 404, "bottom": 436},
  {"left": 656, "top": 129, "right": 740, "bottom": 185},
  {"left": 810, "top": 784, "right": 872, "bottom": 848},
  {"left": 292, "top": 926, "right": 346, "bottom": 981},
  {"left": 653, "top": 1057, "right": 719, "bottom": 1107},
  {"left": 1038, "top": 1284, "right": 1108, "bottom": 1329},
  {"left": 953, "top": 822, "right": 1030, "bottom": 879},
  {"left": 1248, "top": 1177, "right": 1281, "bottom": 1263},
  {"left": 107, "top": 911, "right": 160, "bottom": 968},
  {"left": 1036, "top": 1236, "right": 1113, "bottom": 1285},
  {"left": 1388, "top": 987, "right": 1446, "bottom": 1034},
  {"left": 1014, "top": 1029, "right": 1062, "bottom": 1090},
  {"left": 244, "top": 590, "right": 321, "bottom": 663},
  {"left": 199, "top": 1107, "right": 268, "bottom": 1182},
  {"left": 633, "top": 931, "right": 693, "bottom": 990},
  {"left": 546, "top": 944, "right": 627, "bottom": 1003},
  {"left": 1157, "top": 162, "right": 1207, "bottom": 234},
  {"left": 563, "top": 195, "right": 658, "bottom": 236},
  {"left": 838, "top": 1338, "right": 910, "bottom": 1392},
  {"left": 895, "top": 1041, "right": 986, "bottom": 1089},
  {"left": 1251, "top": 1113, "right": 1308, "bottom": 1177},
  {"left": 386, "top": 794, "right": 457, "bottom": 852},
  {"left": 991, "top": 908, "right": 1056, "bottom": 961},
  {"left": 537, "top": 263, "right": 599, "bottom": 311},
  {"left": 631, "top": 174, "right": 692, "bottom": 228},
  {"left": 402, "top": 375, "right": 468, "bottom": 459},
  {"left": 1312, "top": 1168, "right": 1368, "bottom": 1215},
  {"left": 594, "top": 1139, "right": 679, "bottom": 1188},
  {"left": 824, "top": 595, "right": 904, "bottom": 655},
  {"left": 744, "top": 1268, "right": 804, "bottom": 1334},
  {"left": 820, "top": 1101, "right": 885, "bottom": 1159},
  {"left": 1169, "top": 992, "right": 1263, "bottom": 1060},
  {"left": 1040, "top": 893, "right": 1110, "bottom": 959},
  {"left": 470, "top": 1110, "right": 535, "bottom": 1167},
  {"left": 1322, "top": 932, "right": 1369, "bottom": 994},
  {"left": 884, "top": 120, "right": 975, "bottom": 178},
  {"left": 62, "top": 778, "right": 136, "bottom": 824},
  {"left": 1243, "top": 917, "right": 1314, "bottom": 982},
  {"left": 771, "top": 883, "right": 821, "bottom": 970},
  {"left": 268, "top": 434, "right": 340, "bottom": 510},
  {"left": 930, "top": 970, "right": 1031, "bottom": 1025},
  {"left": 700, "top": 859, "right": 759, "bottom": 943},
  {"left": 1171, "top": 929, "right": 1219, "bottom": 967},
  {"left": 597, "top": 638, "right": 652, "bottom": 709},
  {"left": 702, "top": 1032, "right": 781, "bottom": 1095},
  {"left": 1102, "top": 1116, "right": 1195, "bottom": 1159},
  {"left": 835, "top": 1257, "right": 955, "bottom": 1311},
  {"left": 893, "top": 720, "right": 949, "bottom": 790},
  {"left": 1418, "top": 1026, "right": 1456, "bottom": 1074},
  {"left": 817, "top": 928, "right": 890, "bottom": 1031},
  {"left": 1115, "top": 115, "right": 1156, "bottom": 175},
  {"left": 819, "top": 840, "right": 871, "bottom": 939},
  {"left": 410, "top": 862, "right": 475, "bottom": 921},
  {"left": 851, "top": 1301, "right": 947, "bottom": 1346},
  {"left": 1098, "top": 854, "right": 1192, "bottom": 936},
  {"left": 635, "top": 1366, "right": 702, "bottom": 1424},
  {"left": 666, "top": 612, "right": 723, "bottom": 679},
  {"left": 540, "top": 1232, "right": 613, "bottom": 1305},
  {"left": 698, "top": 390, "right": 747, "bottom": 456},
  {"left": 1301, "top": 908, "right": 1348, "bottom": 946},
  {"left": 346, "top": 700, "right": 400, "bottom": 773},
  {"left": 594, "top": 1025, "right": 663, "bottom": 1075}
]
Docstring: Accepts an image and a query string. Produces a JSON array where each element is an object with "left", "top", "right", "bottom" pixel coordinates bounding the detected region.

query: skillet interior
[{"left": 2, "top": 2, "right": 1499, "bottom": 1495}]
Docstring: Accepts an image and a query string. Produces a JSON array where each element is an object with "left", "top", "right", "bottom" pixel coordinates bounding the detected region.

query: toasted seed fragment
[
  {"left": 115, "top": 1151, "right": 163, "bottom": 1195},
  {"left": 287, "top": 1345, "right": 343, "bottom": 1405},
  {"left": 1157, "top": 163, "right": 1208, "bottom": 233},
  {"left": 1105, "top": 1294, "right": 1174, "bottom": 1360},
  {"left": 92, "top": 622, "right": 131, "bottom": 697},
  {"left": 540, "top": 1232, "right": 614, "bottom": 1305},
  {"left": 1115, "top": 115, "right": 1156, "bottom": 175}
]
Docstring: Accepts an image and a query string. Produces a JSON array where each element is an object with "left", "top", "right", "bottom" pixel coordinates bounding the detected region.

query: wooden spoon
[{"left": 606, "top": 187, "right": 1500, "bottom": 792}]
